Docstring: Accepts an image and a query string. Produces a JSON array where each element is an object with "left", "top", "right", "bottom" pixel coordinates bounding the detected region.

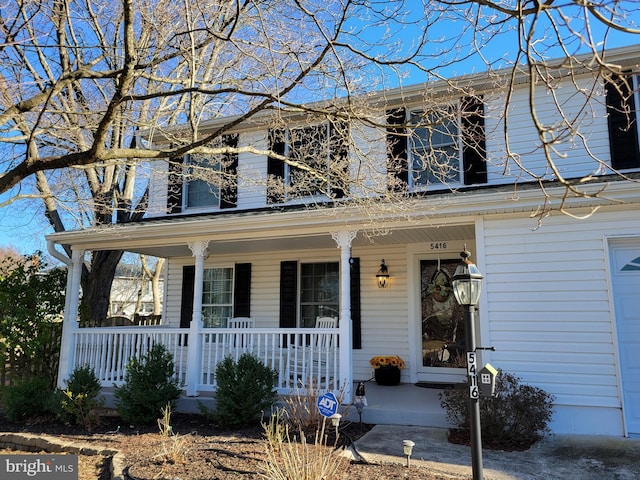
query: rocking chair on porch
[
  {"left": 226, "top": 317, "right": 255, "bottom": 351},
  {"left": 286, "top": 316, "right": 337, "bottom": 389}
]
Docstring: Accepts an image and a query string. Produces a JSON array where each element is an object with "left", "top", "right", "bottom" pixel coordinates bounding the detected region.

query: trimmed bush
[
  {"left": 209, "top": 353, "right": 277, "bottom": 427},
  {"left": 439, "top": 370, "right": 554, "bottom": 449},
  {"left": 1, "top": 376, "right": 56, "bottom": 422},
  {"left": 114, "top": 344, "right": 181, "bottom": 425}
]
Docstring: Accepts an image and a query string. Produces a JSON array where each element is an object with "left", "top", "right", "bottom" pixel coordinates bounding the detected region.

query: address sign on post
[{"left": 467, "top": 352, "right": 479, "bottom": 399}]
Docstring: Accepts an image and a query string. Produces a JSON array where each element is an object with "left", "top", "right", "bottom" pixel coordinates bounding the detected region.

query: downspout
[{"left": 47, "top": 240, "right": 81, "bottom": 388}]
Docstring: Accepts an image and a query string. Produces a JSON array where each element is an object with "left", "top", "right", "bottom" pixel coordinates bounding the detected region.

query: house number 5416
[{"left": 467, "top": 352, "right": 479, "bottom": 399}]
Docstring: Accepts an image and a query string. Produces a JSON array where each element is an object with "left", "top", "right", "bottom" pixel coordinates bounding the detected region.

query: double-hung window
[
  {"left": 409, "top": 108, "right": 461, "bottom": 188},
  {"left": 267, "top": 122, "right": 348, "bottom": 203},
  {"left": 286, "top": 124, "right": 330, "bottom": 198},
  {"left": 184, "top": 153, "right": 222, "bottom": 209},
  {"left": 201, "top": 267, "right": 234, "bottom": 328},
  {"left": 299, "top": 262, "right": 339, "bottom": 328}
]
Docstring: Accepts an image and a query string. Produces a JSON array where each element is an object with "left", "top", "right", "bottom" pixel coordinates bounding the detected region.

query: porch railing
[{"left": 72, "top": 327, "right": 339, "bottom": 394}]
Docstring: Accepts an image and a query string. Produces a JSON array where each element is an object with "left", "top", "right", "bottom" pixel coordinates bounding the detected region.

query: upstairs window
[
  {"left": 287, "top": 124, "right": 330, "bottom": 198},
  {"left": 267, "top": 121, "right": 349, "bottom": 203},
  {"left": 166, "top": 134, "right": 238, "bottom": 214},
  {"left": 386, "top": 97, "right": 486, "bottom": 192},
  {"left": 409, "top": 109, "right": 461, "bottom": 187},
  {"left": 606, "top": 73, "right": 640, "bottom": 170},
  {"left": 185, "top": 153, "right": 222, "bottom": 209}
]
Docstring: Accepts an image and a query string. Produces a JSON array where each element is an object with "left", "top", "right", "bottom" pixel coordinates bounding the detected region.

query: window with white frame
[
  {"left": 286, "top": 124, "right": 330, "bottom": 198},
  {"left": 201, "top": 267, "right": 234, "bottom": 328},
  {"left": 409, "top": 108, "right": 461, "bottom": 187},
  {"left": 184, "top": 153, "right": 222, "bottom": 209},
  {"left": 299, "top": 262, "right": 339, "bottom": 328}
]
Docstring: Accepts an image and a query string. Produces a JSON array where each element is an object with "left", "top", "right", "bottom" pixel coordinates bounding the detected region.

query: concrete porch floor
[
  {"left": 102, "top": 381, "right": 452, "bottom": 428},
  {"left": 344, "top": 381, "right": 451, "bottom": 428}
]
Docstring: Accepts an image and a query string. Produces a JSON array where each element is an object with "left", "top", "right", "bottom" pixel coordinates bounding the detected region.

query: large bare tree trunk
[{"left": 80, "top": 250, "right": 124, "bottom": 326}]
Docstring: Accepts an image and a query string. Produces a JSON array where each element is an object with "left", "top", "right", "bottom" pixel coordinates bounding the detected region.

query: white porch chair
[
  {"left": 227, "top": 317, "right": 255, "bottom": 329},
  {"left": 226, "top": 317, "right": 255, "bottom": 351},
  {"left": 287, "top": 316, "right": 337, "bottom": 388}
]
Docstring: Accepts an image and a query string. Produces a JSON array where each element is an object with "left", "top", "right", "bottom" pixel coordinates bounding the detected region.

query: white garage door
[{"left": 610, "top": 240, "right": 640, "bottom": 437}]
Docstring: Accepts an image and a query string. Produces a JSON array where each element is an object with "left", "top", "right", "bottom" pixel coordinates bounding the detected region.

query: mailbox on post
[{"left": 479, "top": 363, "right": 498, "bottom": 397}]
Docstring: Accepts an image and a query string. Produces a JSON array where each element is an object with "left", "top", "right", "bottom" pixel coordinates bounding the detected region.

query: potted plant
[{"left": 369, "top": 355, "right": 405, "bottom": 386}]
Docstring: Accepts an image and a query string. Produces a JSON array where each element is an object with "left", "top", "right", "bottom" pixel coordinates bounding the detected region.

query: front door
[
  {"left": 610, "top": 239, "right": 640, "bottom": 437},
  {"left": 416, "top": 257, "right": 467, "bottom": 383}
]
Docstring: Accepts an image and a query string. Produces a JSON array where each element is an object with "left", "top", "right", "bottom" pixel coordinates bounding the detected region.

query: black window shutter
[
  {"left": 267, "top": 129, "right": 286, "bottom": 204},
  {"left": 606, "top": 73, "right": 640, "bottom": 170},
  {"left": 220, "top": 134, "right": 239, "bottom": 209},
  {"left": 279, "top": 261, "right": 297, "bottom": 328},
  {"left": 461, "top": 96, "right": 487, "bottom": 185},
  {"left": 180, "top": 265, "right": 195, "bottom": 329},
  {"left": 329, "top": 120, "right": 350, "bottom": 199},
  {"left": 350, "top": 257, "right": 362, "bottom": 349},
  {"left": 233, "top": 263, "right": 251, "bottom": 317},
  {"left": 167, "top": 156, "right": 184, "bottom": 214},
  {"left": 386, "top": 108, "right": 408, "bottom": 192}
]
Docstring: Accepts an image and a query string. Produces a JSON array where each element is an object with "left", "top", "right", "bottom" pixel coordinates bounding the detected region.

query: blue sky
[{"left": 1, "top": 3, "right": 639, "bottom": 260}]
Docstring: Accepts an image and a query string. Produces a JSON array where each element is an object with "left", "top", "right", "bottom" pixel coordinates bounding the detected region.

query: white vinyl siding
[
  {"left": 483, "top": 77, "right": 611, "bottom": 184},
  {"left": 481, "top": 208, "right": 640, "bottom": 434}
]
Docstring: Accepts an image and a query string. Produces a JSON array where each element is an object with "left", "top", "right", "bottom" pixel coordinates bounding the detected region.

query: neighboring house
[
  {"left": 109, "top": 275, "right": 164, "bottom": 319},
  {"left": 48, "top": 46, "right": 640, "bottom": 437}
]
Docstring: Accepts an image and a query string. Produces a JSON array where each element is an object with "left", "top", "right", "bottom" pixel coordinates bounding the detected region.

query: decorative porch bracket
[
  {"left": 186, "top": 240, "right": 209, "bottom": 396},
  {"left": 331, "top": 229, "right": 357, "bottom": 403}
]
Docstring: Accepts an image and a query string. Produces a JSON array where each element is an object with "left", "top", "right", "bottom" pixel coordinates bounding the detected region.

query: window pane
[
  {"left": 185, "top": 154, "right": 221, "bottom": 208},
  {"left": 300, "top": 262, "right": 339, "bottom": 327},
  {"left": 202, "top": 267, "right": 234, "bottom": 328},
  {"left": 287, "top": 124, "right": 329, "bottom": 197},
  {"left": 410, "top": 110, "right": 460, "bottom": 186}
]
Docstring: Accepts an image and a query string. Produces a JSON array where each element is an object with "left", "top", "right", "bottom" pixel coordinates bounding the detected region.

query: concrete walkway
[{"left": 351, "top": 425, "right": 640, "bottom": 479}]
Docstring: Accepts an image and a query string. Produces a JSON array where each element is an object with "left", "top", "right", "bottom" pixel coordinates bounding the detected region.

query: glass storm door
[{"left": 418, "top": 259, "right": 467, "bottom": 379}]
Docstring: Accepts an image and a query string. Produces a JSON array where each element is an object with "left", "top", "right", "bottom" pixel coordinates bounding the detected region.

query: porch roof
[{"left": 46, "top": 177, "right": 636, "bottom": 258}]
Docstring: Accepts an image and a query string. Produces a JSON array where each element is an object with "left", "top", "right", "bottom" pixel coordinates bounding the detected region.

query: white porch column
[
  {"left": 331, "top": 230, "right": 357, "bottom": 403},
  {"left": 57, "top": 248, "right": 84, "bottom": 388},
  {"left": 186, "top": 240, "right": 209, "bottom": 396}
]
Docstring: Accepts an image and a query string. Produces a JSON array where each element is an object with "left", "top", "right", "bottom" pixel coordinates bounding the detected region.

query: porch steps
[{"left": 99, "top": 382, "right": 451, "bottom": 428}]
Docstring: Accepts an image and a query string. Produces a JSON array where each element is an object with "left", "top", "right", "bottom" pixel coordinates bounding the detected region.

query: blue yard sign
[{"left": 317, "top": 392, "right": 339, "bottom": 417}]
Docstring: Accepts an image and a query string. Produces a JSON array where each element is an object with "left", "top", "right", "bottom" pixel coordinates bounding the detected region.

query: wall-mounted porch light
[{"left": 376, "top": 259, "right": 390, "bottom": 288}]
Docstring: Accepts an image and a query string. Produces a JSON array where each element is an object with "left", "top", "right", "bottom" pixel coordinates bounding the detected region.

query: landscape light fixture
[{"left": 403, "top": 440, "right": 415, "bottom": 468}]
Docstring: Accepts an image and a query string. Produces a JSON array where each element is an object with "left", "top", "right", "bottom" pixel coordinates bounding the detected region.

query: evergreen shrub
[
  {"left": 208, "top": 353, "right": 277, "bottom": 427},
  {"left": 114, "top": 344, "right": 181, "bottom": 425}
]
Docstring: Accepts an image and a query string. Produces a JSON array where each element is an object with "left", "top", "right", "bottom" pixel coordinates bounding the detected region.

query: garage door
[{"left": 610, "top": 240, "right": 640, "bottom": 437}]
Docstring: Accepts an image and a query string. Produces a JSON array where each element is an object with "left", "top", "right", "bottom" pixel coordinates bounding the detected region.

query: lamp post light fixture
[
  {"left": 402, "top": 440, "right": 415, "bottom": 468},
  {"left": 451, "top": 247, "right": 484, "bottom": 480},
  {"left": 376, "top": 259, "right": 390, "bottom": 288}
]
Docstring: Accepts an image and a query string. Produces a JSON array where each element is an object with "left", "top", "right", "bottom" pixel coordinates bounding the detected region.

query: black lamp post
[{"left": 451, "top": 248, "right": 484, "bottom": 480}]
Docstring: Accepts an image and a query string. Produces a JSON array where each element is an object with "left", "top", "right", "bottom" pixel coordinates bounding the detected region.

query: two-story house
[{"left": 48, "top": 45, "right": 640, "bottom": 437}]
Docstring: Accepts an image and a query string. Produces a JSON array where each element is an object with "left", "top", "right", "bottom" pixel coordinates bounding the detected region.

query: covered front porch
[{"left": 48, "top": 208, "right": 478, "bottom": 423}]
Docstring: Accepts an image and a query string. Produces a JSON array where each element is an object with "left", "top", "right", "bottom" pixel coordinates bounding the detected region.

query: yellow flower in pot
[{"left": 369, "top": 355, "right": 405, "bottom": 385}]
